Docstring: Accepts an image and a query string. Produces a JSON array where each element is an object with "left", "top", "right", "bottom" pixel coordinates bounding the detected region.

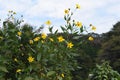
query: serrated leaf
[{"left": 47, "top": 71, "right": 55, "bottom": 77}]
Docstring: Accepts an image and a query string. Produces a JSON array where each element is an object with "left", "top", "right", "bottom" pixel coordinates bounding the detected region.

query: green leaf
[
  {"left": 10, "top": 29, "right": 16, "bottom": 33},
  {"left": 68, "top": 17, "right": 71, "bottom": 21},
  {"left": 0, "top": 66, "right": 8, "bottom": 72},
  {"left": 37, "top": 42, "right": 42, "bottom": 48},
  {"left": 37, "top": 53, "right": 41, "bottom": 61},
  {"left": 64, "top": 15, "right": 66, "bottom": 20},
  {"left": 47, "top": 71, "right": 55, "bottom": 77},
  {"left": 49, "top": 27, "right": 53, "bottom": 33},
  {"left": 25, "top": 76, "right": 34, "bottom": 80},
  {"left": 27, "top": 44, "right": 36, "bottom": 53},
  {"left": 58, "top": 76, "right": 63, "bottom": 80},
  {"left": 67, "top": 23, "right": 71, "bottom": 30},
  {"left": 54, "top": 29, "right": 58, "bottom": 34},
  {"left": 60, "top": 26, "right": 66, "bottom": 31},
  {"left": 29, "top": 65, "right": 33, "bottom": 72},
  {"left": 80, "top": 26, "right": 83, "bottom": 33}
]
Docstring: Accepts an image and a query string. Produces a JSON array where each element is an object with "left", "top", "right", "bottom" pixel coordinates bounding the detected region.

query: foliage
[
  {"left": 98, "top": 22, "right": 120, "bottom": 73},
  {"left": 71, "top": 33, "right": 101, "bottom": 80},
  {"left": 51, "top": 33, "right": 101, "bottom": 80},
  {"left": 89, "top": 61, "right": 120, "bottom": 80},
  {"left": 101, "top": 22, "right": 120, "bottom": 41},
  {"left": 0, "top": 5, "right": 96, "bottom": 80}
]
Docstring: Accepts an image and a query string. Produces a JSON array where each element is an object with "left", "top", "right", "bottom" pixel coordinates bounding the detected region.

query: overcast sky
[{"left": 0, "top": 0, "right": 120, "bottom": 34}]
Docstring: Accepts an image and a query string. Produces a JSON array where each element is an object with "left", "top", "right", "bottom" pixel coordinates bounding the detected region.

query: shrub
[{"left": 89, "top": 61, "right": 120, "bottom": 80}]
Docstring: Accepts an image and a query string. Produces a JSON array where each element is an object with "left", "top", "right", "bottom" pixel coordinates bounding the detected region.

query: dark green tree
[
  {"left": 98, "top": 22, "right": 120, "bottom": 73},
  {"left": 71, "top": 33, "right": 101, "bottom": 80}
]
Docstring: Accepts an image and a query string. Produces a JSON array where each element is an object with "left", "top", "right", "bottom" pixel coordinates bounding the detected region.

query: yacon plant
[{"left": 0, "top": 4, "right": 96, "bottom": 80}]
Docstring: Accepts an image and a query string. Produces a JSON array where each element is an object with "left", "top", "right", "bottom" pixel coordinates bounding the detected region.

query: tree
[{"left": 98, "top": 22, "right": 120, "bottom": 73}]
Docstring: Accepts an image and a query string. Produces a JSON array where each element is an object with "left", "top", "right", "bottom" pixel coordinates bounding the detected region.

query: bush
[{"left": 89, "top": 61, "right": 120, "bottom": 80}]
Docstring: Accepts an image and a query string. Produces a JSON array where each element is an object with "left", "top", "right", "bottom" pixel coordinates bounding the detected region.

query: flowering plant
[{"left": 0, "top": 4, "right": 95, "bottom": 80}]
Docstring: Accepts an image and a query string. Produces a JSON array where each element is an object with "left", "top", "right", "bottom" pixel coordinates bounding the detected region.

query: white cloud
[
  {"left": 106, "top": 5, "right": 120, "bottom": 17},
  {"left": 0, "top": 0, "right": 120, "bottom": 33},
  {"left": 25, "top": 0, "right": 78, "bottom": 18}
]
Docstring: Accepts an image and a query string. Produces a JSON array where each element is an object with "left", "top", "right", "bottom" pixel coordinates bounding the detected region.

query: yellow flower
[
  {"left": 88, "top": 36, "right": 94, "bottom": 41},
  {"left": 17, "top": 32, "right": 22, "bottom": 36},
  {"left": 14, "top": 58, "right": 18, "bottom": 62},
  {"left": 76, "top": 4, "right": 80, "bottom": 9},
  {"left": 34, "top": 37, "right": 40, "bottom": 42},
  {"left": 41, "top": 33, "right": 47, "bottom": 39},
  {"left": 16, "top": 69, "right": 22, "bottom": 73},
  {"left": 49, "top": 38, "right": 54, "bottom": 42},
  {"left": 61, "top": 73, "right": 64, "bottom": 78},
  {"left": 27, "top": 56, "right": 34, "bottom": 62},
  {"left": 64, "top": 9, "right": 69, "bottom": 14},
  {"left": 29, "top": 40, "right": 33, "bottom": 44},
  {"left": 91, "top": 26, "right": 96, "bottom": 31},
  {"left": 57, "top": 36, "right": 65, "bottom": 42},
  {"left": 45, "top": 20, "right": 51, "bottom": 26},
  {"left": 67, "top": 42, "right": 74, "bottom": 48},
  {"left": 76, "top": 21, "right": 82, "bottom": 28}
]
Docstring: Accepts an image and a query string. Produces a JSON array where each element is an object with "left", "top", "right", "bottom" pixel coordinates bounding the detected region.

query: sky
[{"left": 0, "top": 0, "right": 120, "bottom": 34}]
